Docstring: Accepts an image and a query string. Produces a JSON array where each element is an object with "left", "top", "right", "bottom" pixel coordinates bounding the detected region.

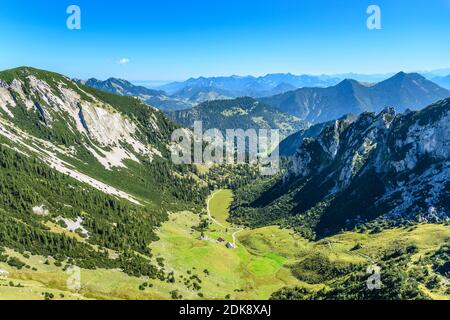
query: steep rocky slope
[
  {"left": 0, "top": 67, "right": 207, "bottom": 206},
  {"left": 231, "top": 98, "right": 450, "bottom": 237},
  {"left": 276, "top": 116, "right": 356, "bottom": 157},
  {"left": 0, "top": 67, "right": 214, "bottom": 280}
]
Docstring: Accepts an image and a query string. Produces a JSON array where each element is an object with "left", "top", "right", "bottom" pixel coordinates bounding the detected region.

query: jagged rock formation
[
  {"left": 232, "top": 98, "right": 450, "bottom": 237},
  {"left": 0, "top": 67, "right": 204, "bottom": 205}
]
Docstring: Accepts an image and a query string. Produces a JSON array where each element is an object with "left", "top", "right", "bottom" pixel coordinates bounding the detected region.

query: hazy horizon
[
  {"left": 2, "top": 0, "right": 450, "bottom": 81},
  {"left": 120, "top": 69, "right": 450, "bottom": 88}
]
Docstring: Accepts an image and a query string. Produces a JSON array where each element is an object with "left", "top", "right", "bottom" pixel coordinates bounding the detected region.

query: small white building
[
  {"left": 0, "top": 269, "right": 9, "bottom": 278},
  {"left": 225, "top": 242, "right": 235, "bottom": 249}
]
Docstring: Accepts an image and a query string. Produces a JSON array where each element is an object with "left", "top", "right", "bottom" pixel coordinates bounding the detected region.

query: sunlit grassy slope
[
  {"left": 208, "top": 189, "right": 234, "bottom": 227},
  {"left": 0, "top": 189, "right": 448, "bottom": 300}
]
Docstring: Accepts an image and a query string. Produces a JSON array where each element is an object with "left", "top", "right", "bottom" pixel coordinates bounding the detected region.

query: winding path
[
  {"left": 206, "top": 190, "right": 243, "bottom": 248},
  {"left": 231, "top": 229, "right": 244, "bottom": 247},
  {"left": 206, "top": 192, "right": 226, "bottom": 228}
]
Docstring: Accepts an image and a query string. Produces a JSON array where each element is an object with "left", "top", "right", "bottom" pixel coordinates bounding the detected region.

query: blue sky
[{"left": 1, "top": 0, "right": 450, "bottom": 81}]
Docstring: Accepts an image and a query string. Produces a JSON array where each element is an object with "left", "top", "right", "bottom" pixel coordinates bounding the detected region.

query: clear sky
[{"left": 1, "top": 0, "right": 450, "bottom": 81}]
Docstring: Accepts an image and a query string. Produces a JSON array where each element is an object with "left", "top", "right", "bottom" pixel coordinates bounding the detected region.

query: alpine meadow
[{"left": 0, "top": 0, "right": 449, "bottom": 305}]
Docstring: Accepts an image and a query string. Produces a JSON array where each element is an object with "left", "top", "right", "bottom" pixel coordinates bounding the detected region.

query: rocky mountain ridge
[
  {"left": 231, "top": 98, "right": 450, "bottom": 237},
  {"left": 261, "top": 72, "right": 450, "bottom": 124}
]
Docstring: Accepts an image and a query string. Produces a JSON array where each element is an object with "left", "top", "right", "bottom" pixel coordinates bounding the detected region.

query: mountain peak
[
  {"left": 262, "top": 71, "right": 450, "bottom": 123},
  {"left": 335, "top": 78, "right": 361, "bottom": 89},
  {"left": 338, "top": 78, "right": 359, "bottom": 84},
  {"left": 377, "top": 71, "right": 447, "bottom": 92},
  {"left": 389, "top": 71, "right": 425, "bottom": 82},
  {"left": 275, "top": 97, "right": 450, "bottom": 236},
  {"left": 106, "top": 77, "right": 131, "bottom": 85}
]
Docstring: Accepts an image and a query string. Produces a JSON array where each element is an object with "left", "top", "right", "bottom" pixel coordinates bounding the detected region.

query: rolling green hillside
[
  {"left": 0, "top": 189, "right": 447, "bottom": 300},
  {"left": 167, "top": 97, "right": 307, "bottom": 138}
]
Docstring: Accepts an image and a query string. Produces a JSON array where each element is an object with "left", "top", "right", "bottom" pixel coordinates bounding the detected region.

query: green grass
[
  {"left": 208, "top": 189, "right": 234, "bottom": 227},
  {"left": 148, "top": 210, "right": 302, "bottom": 300},
  {"left": 247, "top": 255, "right": 285, "bottom": 277},
  {"left": 0, "top": 248, "right": 177, "bottom": 300},
  {"left": 0, "top": 189, "right": 448, "bottom": 300}
]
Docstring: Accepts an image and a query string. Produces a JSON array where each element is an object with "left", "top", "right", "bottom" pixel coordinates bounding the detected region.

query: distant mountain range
[
  {"left": 167, "top": 97, "right": 306, "bottom": 138},
  {"left": 159, "top": 73, "right": 342, "bottom": 97},
  {"left": 261, "top": 72, "right": 450, "bottom": 124},
  {"left": 77, "top": 72, "right": 450, "bottom": 122},
  {"left": 170, "top": 85, "right": 234, "bottom": 103},
  {"left": 432, "top": 75, "right": 450, "bottom": 89},
  {"left": 137, "top": 68, "right": 450, "bottom": 94},
  {"left": 77, "top": 74, "right": 344, "bottom": 112},
  {"left": 76, "top": 78, "right": 192, "bottom": 111}
]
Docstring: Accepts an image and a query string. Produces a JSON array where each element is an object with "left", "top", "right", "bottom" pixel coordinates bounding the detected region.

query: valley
[
  {"left": 3, "top": 0, "right": 450, "bottom": 305},
  {"left": 0, "top": 67, "right": 448, "bottom": 300},
  {"left": 1, "top": 188, "right": 448, "bottom": 300},
  {"left": 0, "top": 189, "right": 302, "bottom": 300}
]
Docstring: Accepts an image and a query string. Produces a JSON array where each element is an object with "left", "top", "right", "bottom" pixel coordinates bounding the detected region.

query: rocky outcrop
[
  {"left": 288, "top": 99, "right": 450, "bottom": 235},
  {"left": 0, "top": 70, "right": 162, "bottom": 170}
]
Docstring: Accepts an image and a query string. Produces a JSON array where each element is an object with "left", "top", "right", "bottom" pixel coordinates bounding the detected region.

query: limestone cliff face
[
  {"left": 0, "top": 68, "right": 166, "bottom": 170},
  {"left": 0, "top": 67, "right": 177, "bottom": 202},
  {"left": 288, "top": 99, "right": 449, "bottom": 234}
]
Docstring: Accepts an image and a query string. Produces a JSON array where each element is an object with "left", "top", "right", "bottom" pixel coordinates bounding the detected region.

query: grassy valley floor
[{"left": 0, "top": 189, "right": 448, "bottom": 300}]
